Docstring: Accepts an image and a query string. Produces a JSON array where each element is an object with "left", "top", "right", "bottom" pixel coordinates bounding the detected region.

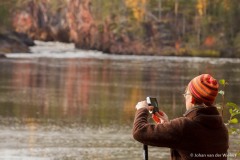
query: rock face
[
  {"left": 11, "top": 0, "right": 176, "bottom": 55},
  {"left": 66, "top": 0, "right": 96, "bottom": 49},
  {"left": 12, "top": 0, "right": 69, "bottom": 42}
]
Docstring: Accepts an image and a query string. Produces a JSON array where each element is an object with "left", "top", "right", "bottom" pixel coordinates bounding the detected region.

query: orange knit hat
[{"left": 188, "top": 74, "right": 219, "bottom": 105}]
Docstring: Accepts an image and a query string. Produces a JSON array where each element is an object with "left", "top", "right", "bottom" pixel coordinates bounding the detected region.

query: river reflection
[{"left": 0, "top": 50, "right": 240, "bottom": 159}]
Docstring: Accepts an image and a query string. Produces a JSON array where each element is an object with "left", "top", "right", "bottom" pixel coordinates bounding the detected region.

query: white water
[{"left": 6, "top": 41, "right": 240, "bottom": 64}]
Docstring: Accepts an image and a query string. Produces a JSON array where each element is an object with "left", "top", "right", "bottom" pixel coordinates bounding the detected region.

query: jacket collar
[{"left": 183, "top": 105, "right": 219, "bottom": 119}]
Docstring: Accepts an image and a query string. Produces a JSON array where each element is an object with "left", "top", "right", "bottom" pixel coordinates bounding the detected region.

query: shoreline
[{"left": 3, "top": 40, "right": 240, "bottom": 65}]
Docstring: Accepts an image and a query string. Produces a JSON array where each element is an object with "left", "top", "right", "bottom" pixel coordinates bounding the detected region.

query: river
[{"left": 0, "top": 41, "right": 239, "bottom": 159}]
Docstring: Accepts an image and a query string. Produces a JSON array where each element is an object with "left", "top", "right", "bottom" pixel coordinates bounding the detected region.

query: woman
[{"left": 133, "top": 74, "right": 229, "bottom": 160}]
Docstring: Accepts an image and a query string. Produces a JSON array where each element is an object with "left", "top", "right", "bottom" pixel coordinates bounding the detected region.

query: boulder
[
  {"left": 0, "top": 32, "right": 31, "bottom": 53},
  {"left": 0, "top": 54, "right": 6, "bottom": 58}
]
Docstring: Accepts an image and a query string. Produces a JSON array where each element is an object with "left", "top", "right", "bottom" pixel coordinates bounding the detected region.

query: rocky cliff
[{"left": 11, "top": 0, "right": 180, "bottom": 56}]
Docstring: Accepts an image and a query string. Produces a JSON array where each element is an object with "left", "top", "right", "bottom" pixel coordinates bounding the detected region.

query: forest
[{"left": 1, "top": 0, "right": 240, "bottom": 57}]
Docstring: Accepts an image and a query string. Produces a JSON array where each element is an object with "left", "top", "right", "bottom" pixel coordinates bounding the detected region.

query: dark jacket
[{"left": 133, "top": 106, "right": 229, "bottom": 159}]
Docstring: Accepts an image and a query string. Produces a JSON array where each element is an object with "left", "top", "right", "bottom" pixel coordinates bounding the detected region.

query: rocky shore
[
  {"left": 4, "top": 0, "right": 239, "bottom": 57},
  {"left": 9, "top": 0, "right": 179, "bottom": 56},
  {"left": 0, "top": 31, "right": 34, "bottom": 55}
]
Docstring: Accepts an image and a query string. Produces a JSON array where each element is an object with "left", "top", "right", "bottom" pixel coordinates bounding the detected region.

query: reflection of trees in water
[{"left": 5, "top": 57, "right": 240, "bottom": 125}]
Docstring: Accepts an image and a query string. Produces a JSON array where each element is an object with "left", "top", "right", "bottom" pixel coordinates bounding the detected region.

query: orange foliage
[
  {"left": 125, "top": 0, "right": 146, "bottom": 21},
  {"left": 12, "top": 11, "right": 33, "bottom": 33},
  {"left": 196, "top": 0, "right": 206, "bottom": 16},
  {"left": 175, "top": 41, "right": 180, "bottom": 52},
  {"left": 204, "top": 36, "right": 215, "bottom": 47},
  {"left": 223, "top": 0, "right": 230, "bottom": 11}
]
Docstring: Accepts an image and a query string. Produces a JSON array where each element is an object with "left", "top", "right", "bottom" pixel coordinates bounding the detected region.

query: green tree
[{"left": 218, "top": 79, "right": 240, "bottom": 156}]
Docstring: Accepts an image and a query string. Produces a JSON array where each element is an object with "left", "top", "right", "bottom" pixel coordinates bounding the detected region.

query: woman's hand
[
  {"left": 153, "top": 111, "right": 169, "bottom": 123},
  {"left": 135, "top": 101, "right": 148, "bottom": 110},
  {"left": 135, "top": 100, "right": 169, "bottom": 123}
]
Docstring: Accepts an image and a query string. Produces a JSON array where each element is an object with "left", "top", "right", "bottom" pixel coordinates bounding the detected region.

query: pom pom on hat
[{"left": 188, "top": 74, "right": 219, "bottom": 105}]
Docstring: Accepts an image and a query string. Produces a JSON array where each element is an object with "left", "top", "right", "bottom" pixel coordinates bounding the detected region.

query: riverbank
[
  {"left": 0, "top": 0, "right": 237, "bottom": 57},
  {"left": 7, "top": 0, "right": 239, "bottom": 58},
  {"left": 0, "top": 32, "right": 231, "bottom": 58}
]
